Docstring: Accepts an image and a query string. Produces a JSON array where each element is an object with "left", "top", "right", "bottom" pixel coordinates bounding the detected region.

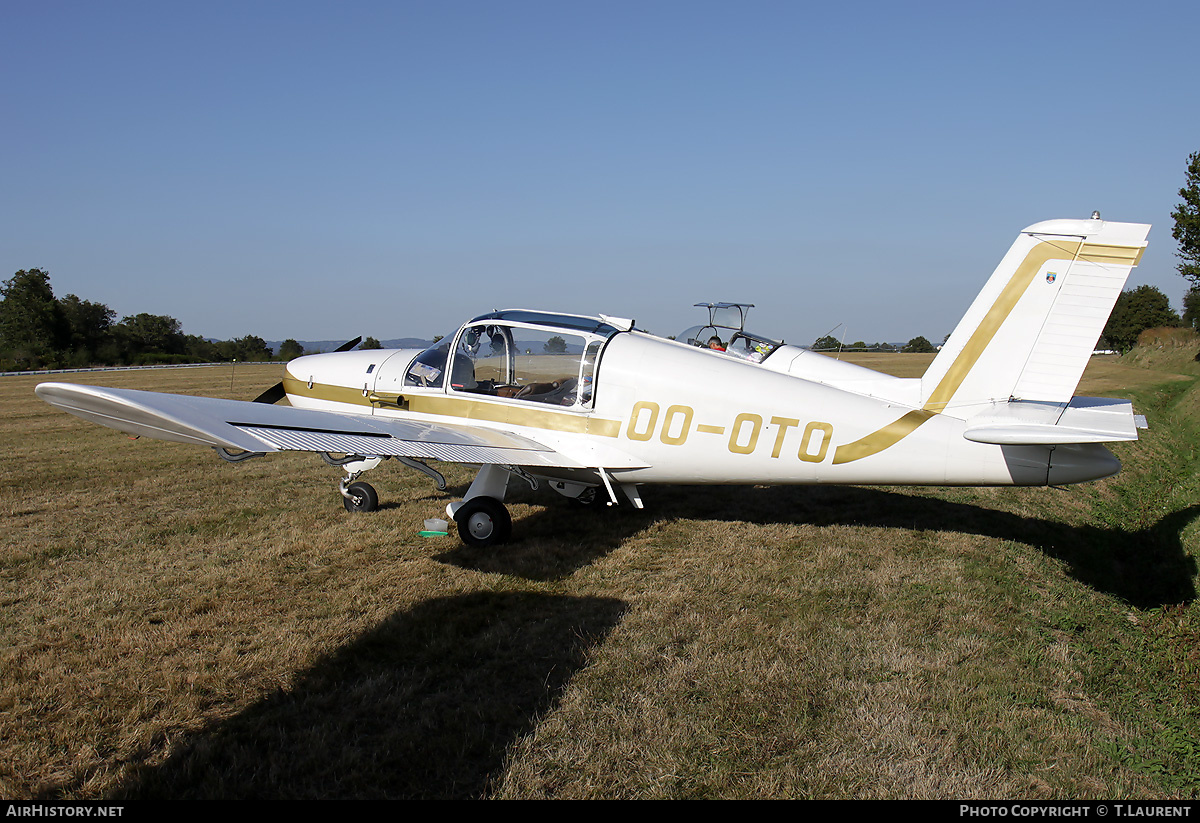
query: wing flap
[
  {"left": 232, "top": 423, "right": 567, "bottom": 465},
  {"left": 35, "top": 383, "right": 588, "bottom": 468}
]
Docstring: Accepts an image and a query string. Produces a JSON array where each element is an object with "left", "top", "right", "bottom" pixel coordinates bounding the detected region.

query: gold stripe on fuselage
[
  {"left": 833, "top": 237, "right": 1135, "bottom": 464},
  {"left": 832, "top": 409, "right": 936, "bottom": 465},
  {"left": 921, "top": 238, "right": 1082, "bottom": 413},
  {"left": 282, "top": 376, "right": 622, "bottom": 438},
  {"left": 283, "top": 376, "right": 370, "bottom": 407}
]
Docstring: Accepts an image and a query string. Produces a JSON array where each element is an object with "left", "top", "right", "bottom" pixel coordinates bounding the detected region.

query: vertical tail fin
[{"left": 919, "top": 216, "right": 1150, "bottom": 415}]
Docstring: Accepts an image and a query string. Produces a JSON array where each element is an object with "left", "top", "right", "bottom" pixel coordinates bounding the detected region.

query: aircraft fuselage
[{"left": 283, "top": 329, "right": 1119, "bottom": 490}]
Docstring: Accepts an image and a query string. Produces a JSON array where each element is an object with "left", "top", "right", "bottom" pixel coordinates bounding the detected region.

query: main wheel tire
[
  {"left": 342, "top": 481, "right": 379, "bottom": 513},
  {"left": 453, "top": 496, "right": 512, "bottom": 547}
]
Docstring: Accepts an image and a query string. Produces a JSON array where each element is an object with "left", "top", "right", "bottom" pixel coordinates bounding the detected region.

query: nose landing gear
[
  {"left": 331, "top": 455, "right": 383, "bottom": 513},
  {"left": 340, "top": 479, "right": 379, "bottom": 512}
]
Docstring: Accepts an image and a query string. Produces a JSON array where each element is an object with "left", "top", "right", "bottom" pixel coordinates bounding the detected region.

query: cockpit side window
[
  {"left": 451, "top": 324, "right": 512, "bottom": 390},
  {"left": 446, "top": 323, "right": 602, "bottom": 409}
]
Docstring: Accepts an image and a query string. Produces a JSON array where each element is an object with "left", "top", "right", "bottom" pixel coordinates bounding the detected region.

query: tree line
[
  {"left": 810, "top": 335, "right": 936, "bottom": 353},
  {"left": 0, "top": 268, "right": 289, "bottom": 371},
  {"left": 813, "top": 282, "right": 1194, "bottom": 358}
]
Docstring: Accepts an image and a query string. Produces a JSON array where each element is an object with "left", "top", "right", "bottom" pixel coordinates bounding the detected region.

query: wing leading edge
[{"left": 34, "top": 383, "right": 598, "bottom": 468}]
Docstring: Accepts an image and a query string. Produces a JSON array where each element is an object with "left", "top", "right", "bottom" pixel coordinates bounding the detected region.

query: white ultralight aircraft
[{"left": 37, "top": 215, "right": 1150, "bottom": 547}]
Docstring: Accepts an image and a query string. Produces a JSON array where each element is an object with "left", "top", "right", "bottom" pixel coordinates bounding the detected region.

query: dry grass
[
  {"left": 831, "top": 350, "right": 1193, "bottom": 395},
  {"left": 817, "top": 350, "right": 934, "bottom": 378},
  {"left": 2, "top": 356, "right": 1199, "bottom": 798}
]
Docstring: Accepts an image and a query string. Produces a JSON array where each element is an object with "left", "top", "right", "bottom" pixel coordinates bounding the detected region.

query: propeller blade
[
  {"left": 252, "top": 382, "right": 287, "bottom": 405},
  {"left": 251, "top": 337, "right": 359, "bottom": 404}
]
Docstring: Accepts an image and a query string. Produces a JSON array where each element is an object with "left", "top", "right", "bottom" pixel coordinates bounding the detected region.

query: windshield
[{"left": 404, "top": 337, "right": 452, "bottom": 388}]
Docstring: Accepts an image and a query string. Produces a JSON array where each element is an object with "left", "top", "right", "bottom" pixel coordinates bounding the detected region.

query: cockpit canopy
[
  {"left": 679, "top": 302, "right": 782, "bottom": 363},
  {"left": 403, "top": 310, "right": 621, "bottom": 409},
  {"left": 696, "top": 302, "right": 753, "bottom": 330}
]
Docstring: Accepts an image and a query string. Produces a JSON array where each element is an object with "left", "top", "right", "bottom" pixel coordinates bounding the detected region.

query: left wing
[{"left": 35, "top": 383, "right": 590, "bottom": 468}]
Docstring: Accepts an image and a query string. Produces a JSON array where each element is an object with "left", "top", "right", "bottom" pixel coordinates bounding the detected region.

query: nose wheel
[
  {"left": 333, "top": 456, "right": 383, "bottom": 513},
  {"left": 340, "top": 480, "right": 379, "bottom": 513},
  {"left": 453, "top": 496, "right": 511, "bottom": 548}
]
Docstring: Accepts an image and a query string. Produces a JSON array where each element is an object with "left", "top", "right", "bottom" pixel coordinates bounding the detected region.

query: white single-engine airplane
[{"left": 37, "top": 215, "right": 1150, "bottom": 547}]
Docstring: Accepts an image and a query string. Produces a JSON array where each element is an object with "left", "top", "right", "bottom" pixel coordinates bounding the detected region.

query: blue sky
[{"left": 3, "top": 1, "right": 1198, "bottom": 346}]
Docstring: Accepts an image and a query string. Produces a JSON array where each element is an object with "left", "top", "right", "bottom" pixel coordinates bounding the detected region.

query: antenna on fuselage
[{"left": 815, "top": 322, "right": 848, "bottom": 358}]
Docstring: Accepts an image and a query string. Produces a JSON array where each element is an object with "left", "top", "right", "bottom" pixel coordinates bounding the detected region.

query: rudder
[{"left": 919, "top": 216, "right": 1149, "bottom": 416}]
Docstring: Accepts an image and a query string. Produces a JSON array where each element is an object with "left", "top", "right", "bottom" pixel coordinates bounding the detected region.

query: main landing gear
[
  {"left": 328, "top": 456, "right": 639, "bottom": 549},
  {"left": 331, "top": 460, "right": 517, "bottom": 548},
  {"left": 444, "top": 465, "right": 641, "bottom": 548},
  {"left": 445, "top": 464, "right": 518, "bottom": 549},
  {"left": 452, "top": 496, "right": 512, "bottom": 548},
  {"left": 326, "top": 455, "right": 517, "bottom": 548}
]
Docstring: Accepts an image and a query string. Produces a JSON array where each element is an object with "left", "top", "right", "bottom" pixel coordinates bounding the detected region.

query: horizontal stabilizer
[{"left": 963, "top": 396, "right": 1141, "bottom": 446}]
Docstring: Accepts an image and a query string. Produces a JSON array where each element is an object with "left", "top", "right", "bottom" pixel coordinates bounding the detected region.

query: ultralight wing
[{"left": 34, "top": 382, "right": 589, "bottom": 468}]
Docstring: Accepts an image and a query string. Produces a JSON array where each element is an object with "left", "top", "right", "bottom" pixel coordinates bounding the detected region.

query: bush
[{"left": 1136, "top": 327, "right": 1200, "bottom": 349}]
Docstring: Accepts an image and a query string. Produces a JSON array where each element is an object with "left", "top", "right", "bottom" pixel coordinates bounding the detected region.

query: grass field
[{"left": 2, "top": 352, "right": 1200, "bottom": 799}]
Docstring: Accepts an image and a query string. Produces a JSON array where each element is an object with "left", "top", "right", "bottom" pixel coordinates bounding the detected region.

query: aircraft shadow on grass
[
  {"left": 55, "top": 489, "right": 1193, "bottom": 801},
  {"left": 91, "top": 592, "right": 627, "bottom": 800},
  {"left": 440, "top": 483, "right": 1200, "bottom": 609}
]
